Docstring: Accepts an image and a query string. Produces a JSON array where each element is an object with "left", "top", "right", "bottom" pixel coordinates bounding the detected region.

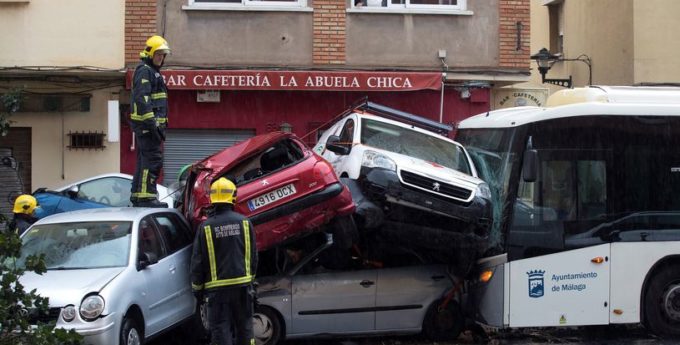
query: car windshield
[
  {"left": 360, "top": 119, "right": 471, "bottom": 174},
  {"left": 16, "top": 221, "right": 132, "bottom": 270}
]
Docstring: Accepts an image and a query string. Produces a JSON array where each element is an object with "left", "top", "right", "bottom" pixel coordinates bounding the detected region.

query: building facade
[
  {"left": 519, "top": 0, "right": 680, "bottom": 96},
  {"left": 0, "top": 0, "right": 126, "bottom": 219},
  {"left": 122, "top": 0, "right": 531, "bottom": 183}
]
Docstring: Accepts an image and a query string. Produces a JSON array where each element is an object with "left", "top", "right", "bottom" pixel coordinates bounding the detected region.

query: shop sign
[
  {"left": 126, "top": 70, "right": 443, "bottom": 92},
  {"left": 494, "top": 88, "right": 549, "bottom": 109}
]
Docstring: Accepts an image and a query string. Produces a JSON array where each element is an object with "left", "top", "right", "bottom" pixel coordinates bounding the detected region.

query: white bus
[{"left": 457, "top": 86, "right": 680, "bottom": 336}]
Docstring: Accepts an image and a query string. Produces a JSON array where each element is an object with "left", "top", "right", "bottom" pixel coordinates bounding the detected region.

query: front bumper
[
  {"left": 54, "top": 312, "right": 119, "bottom": 345},
  {"left": 356, "top": 167, "right": 492, "bottom": 234}
]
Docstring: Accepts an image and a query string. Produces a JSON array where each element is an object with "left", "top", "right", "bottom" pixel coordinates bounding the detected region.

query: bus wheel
[{"left": 644, "top": 266, "right": 680, "bottom": 337}]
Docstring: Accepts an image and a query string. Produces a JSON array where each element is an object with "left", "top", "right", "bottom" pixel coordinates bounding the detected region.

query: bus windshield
[{"left": 455, "top": 128, "right": 522, "bottom": 249}]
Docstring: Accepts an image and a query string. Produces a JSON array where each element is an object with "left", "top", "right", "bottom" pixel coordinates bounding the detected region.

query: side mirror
[
  {"left": 522, "top": 149, "right": 538, "bottom": 182},
  {"left": 138, "top": 251, "right": 159, "bottom": 270},
  {"left": 66, "top": 185, "right": 79, "bottom": 198},
  {"left": 325, "top": 135, "right": 350, "bottom": 155}
]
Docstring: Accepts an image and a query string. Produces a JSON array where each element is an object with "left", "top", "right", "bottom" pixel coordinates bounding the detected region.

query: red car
[{"left": 180, "top": 131, "right": 356, "bottom": 251}]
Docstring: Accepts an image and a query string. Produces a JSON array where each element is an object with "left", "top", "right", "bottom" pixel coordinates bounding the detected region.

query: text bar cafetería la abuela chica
[{"left": 126, "top": 70, "right": 443, "bottom": 92}]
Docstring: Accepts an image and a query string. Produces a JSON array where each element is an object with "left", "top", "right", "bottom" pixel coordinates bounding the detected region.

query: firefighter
[
  {"left": 8, "top": 194, "right": 38, "bottom": 236},
  {"left": 191, "top": 177, "right": 258, "bottom": 345},
  {"left": 129, "top": 35, "right": 170, "bottom": 208}
]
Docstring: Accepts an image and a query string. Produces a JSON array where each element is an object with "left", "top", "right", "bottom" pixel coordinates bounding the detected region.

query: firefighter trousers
[
  {"left": 207, "top": 286, "right": 254, "bottom": 345},
  {"left": 131, "top": 130, "right": 163, "bottom": 202}
]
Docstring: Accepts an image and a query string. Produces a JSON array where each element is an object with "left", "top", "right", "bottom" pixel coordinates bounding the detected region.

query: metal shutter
[{"left": 163, "top": 129, "right": 255, "bottom": 186}]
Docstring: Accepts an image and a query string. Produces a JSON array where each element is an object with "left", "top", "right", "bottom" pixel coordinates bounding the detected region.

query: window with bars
[{"left": 67, "top": 131, "right": 106, "bottom": 150}]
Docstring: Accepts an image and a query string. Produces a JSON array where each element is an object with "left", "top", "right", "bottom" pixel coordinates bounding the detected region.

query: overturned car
[
  {"left": 180, "top": 131, "right": 356, "bottom": 251},
  {"left": 314, "top": 101, "right": 491, "bottom": 266}
]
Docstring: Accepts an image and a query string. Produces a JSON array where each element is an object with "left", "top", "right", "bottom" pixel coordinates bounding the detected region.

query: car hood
[
  {"left": 196, "top": 131, "right": 293, "bottom": 174},
  {"left": 19, "top": 267, "right": 125, "bottom": 307},
  {"left": 370, "top": 147, "right": 484, "bottom": 188}
]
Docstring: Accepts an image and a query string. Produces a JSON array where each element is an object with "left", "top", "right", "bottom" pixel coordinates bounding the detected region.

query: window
[
  {"left": 154, "top": 214, "right": 192, "bottom": 254},
  {"left": 77, "top": 177, "right": 132, "bottom": 207},
  {"left": 227, "top": 138, "right": 306, "bottom": 186},
  {"left": 352, "top": 0, "right": 466, "bottom": 11},
  {"left": 139, "top": 217, "right": 166, "bottom": 260},
  {"left": 547, "top": 0, "right": 564, "bottom": 54},
  {"left": 187, "top": 0, "right": 309, "bottom": 10}
]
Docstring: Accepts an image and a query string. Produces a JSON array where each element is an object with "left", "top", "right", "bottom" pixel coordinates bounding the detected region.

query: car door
[
  {"left": 152, "top": 212, "right": 195, "bottom": 325},
  {"left": 321, "top": 116, "right": 356, "bottom": 175},
  {"left": 290, "top": 257, "right": 376, "bottom": 335},
  {"left": 375, "top": 265, "right": 451, "bottom": 331},
  {"left": 136, "top": 216, "right": 175, "bottom": 336}
]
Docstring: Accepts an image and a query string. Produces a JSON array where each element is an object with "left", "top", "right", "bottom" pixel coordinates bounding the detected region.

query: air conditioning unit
[{"left": 196, "top": 90, "right": 221, "bottom": 103}]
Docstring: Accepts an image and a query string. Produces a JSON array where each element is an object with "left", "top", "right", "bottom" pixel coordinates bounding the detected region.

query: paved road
[{"left": 149, "top": 324, "right": 665, "bottom": 345}]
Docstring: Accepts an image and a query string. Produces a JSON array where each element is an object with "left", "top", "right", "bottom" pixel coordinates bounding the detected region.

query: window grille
[{"left": 67, "top": 131, "right": 106, "bottom": 150}]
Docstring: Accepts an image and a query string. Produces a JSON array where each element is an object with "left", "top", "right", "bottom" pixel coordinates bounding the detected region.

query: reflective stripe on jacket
[
  {"left": 129, "top": 59, "right": 168, "bottom": 136},
  {"left": 191, "top": 207, "right": 258, "bottom": 291}
]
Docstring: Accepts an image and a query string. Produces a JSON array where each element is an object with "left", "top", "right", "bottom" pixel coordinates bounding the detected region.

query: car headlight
[
  {"left": 475, "top": 182, "right": 492, "bottom": 200},
  {"left": 62, "top": 305, "right": 76, "bottom": 322},
  {"left": 361, "top": 150, "right": 396, "bottom": 171},
  {"left": 80, "top": 295, "right": 105, "bottom": 321}
]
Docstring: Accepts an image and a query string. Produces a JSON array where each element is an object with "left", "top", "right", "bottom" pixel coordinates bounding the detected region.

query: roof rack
[{"left": 349, "top": 98, "right": 452, "bottom": 135}]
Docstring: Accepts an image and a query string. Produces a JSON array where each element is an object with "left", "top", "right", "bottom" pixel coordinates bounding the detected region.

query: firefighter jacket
[
  {"left": 8, "top": 214, "right": 36, "bottom": 236},
  {"left": 191, "top": 206, "right": 258, "bottom": 292},
  {"left": 129, "top": 59, "right": 168, "bottom": 138}
]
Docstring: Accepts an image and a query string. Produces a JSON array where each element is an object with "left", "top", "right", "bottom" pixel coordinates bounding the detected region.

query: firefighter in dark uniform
[
  {"left": 191, "top": 177, "right": 258, "bottom": 345},
  {"left": 129, "top": 35, "right": 170, "bottom": 208},
  {"left": 8, "top": 194, "right": 38, "bottom": 236}
]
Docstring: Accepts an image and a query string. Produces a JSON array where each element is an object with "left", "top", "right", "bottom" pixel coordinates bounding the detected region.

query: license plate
[{"left": 247, "top": 184, "right": 297, "bottom": 211}]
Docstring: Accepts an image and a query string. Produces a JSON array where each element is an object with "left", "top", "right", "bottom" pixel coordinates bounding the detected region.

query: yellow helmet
[
  {"left": 13, "top": 194, "right": 38, "bottom": 215},
  {"left": 210, "top": 178, "right": 237, "bottom": 204},
  {"left": 140, "top": 35, "right": 170, "bottom": 59}
]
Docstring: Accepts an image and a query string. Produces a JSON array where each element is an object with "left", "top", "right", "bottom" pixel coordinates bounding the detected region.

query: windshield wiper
[{"left": 47, "top": 266, "right": 89, "bottom": 270}]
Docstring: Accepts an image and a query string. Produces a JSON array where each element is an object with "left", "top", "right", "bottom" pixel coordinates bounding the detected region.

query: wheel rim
[
  {"left": 662, "top": 283, "right": 680, "bottom": 322},
  {"left": 253, "top": 312, "right": 274, "bottom": 345},
  {"left": 126, "top": 327, "right": 141, "bottom": 345}
]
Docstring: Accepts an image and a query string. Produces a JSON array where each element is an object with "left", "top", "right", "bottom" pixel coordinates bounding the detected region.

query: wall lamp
[{"left": 530, "top": 47, "right": 592, "bottom": 88}]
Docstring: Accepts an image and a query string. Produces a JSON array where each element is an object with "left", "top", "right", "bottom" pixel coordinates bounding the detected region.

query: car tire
[
  {"left": 644, "top": 265, "right": 680, "bottom": 337},
  {"left": 253, "top": 306, "right": 283, "bottom": 345},
  {"left": 422, "top": 299, "right": 463, "bottom": 341},
  {"left": 120, "top": 315, "right": 144, "bottom": 345}
]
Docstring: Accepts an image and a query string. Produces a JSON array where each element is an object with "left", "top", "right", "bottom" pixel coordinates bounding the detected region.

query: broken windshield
[
  {"left": 16, "top": 221, "right": 132, "bottom": 270},
  {"left": 456, "top": 128, "right": 521, "bottom": 249},
  {"left": 360, "top": 118, "right": 471, "bottom": 175}
]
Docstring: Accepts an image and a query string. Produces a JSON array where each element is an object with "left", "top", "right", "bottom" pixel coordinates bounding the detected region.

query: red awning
[{"left": 126, "top": 69, "right": 443, "bottom": 92}]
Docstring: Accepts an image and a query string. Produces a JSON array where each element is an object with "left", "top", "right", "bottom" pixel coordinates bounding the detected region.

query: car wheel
[
  {"left": 644, "top": 265, "right": 680, "bottom": 337},
  {"left": 120, "top": 315, "right": 144, "bottom": 345},
  {"left": 423, "top": 299, "right": 463, "bottom": 341},
  {"left": 253, "top": 306, "right": 282, "bottom": 345}
]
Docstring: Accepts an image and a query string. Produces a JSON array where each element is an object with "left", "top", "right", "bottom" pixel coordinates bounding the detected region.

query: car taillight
[{"left": 313, "top": 161, "right": 334, "bottom": 182}]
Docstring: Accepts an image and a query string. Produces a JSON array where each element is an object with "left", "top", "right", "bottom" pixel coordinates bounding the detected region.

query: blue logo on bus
[{"left": 527, "top": 270, "right": 545, "bottom": 298}]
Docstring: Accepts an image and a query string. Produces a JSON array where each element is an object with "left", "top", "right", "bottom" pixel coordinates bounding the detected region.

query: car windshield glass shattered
[
  {"left": 360, "top": 119, "right": 471, "bottom": 174},
  {"left": 16, "top": 221, "right": 132, "bottom": 270}
]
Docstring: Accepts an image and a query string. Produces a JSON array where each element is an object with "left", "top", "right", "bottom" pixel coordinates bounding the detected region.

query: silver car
[
  {"left": 252, "top": 234, "right": 464, "bottom": 344},
  {"left": 17, "top": 207, "right": 196, "bottom": 345}
]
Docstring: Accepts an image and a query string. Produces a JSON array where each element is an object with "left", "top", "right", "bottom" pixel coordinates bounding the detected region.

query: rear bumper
[
  {"left": 250, "top": 182, "right": 355, "bottom": 250},
  {"left": 250, "top": 182, "right": 351, "bottom": 225}
]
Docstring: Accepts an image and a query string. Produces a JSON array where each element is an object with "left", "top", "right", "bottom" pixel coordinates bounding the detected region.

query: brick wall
[
  {"left": 125, "top": 0, "right": 157, "bottom": 65},
  {"left": 499, "top": 0, "right": 530, "bottom": 69},
  {"left": 312, "top": 0, "right": 346, "bottom": 65}
]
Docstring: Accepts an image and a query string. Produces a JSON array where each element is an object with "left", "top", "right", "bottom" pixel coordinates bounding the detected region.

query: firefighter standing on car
[
  {"left": 8, "top": 194, "right": 38, "bottom": 236},
  {"left": 129, "top": 35, "right": 170, "bottom": 208},
  {"left": 191, "top": 177, "right": 258, "bottom": 345}
]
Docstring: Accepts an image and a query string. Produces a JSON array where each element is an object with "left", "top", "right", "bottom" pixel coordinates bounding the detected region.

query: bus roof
[{"left": 458, "top": 86, "right": 680, "bottom": 129}]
